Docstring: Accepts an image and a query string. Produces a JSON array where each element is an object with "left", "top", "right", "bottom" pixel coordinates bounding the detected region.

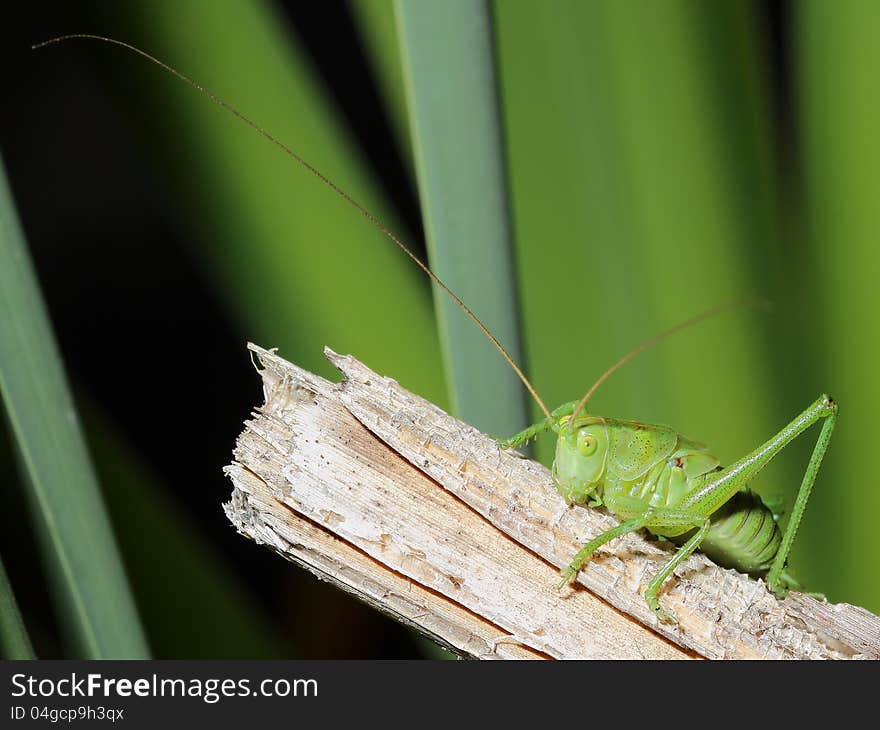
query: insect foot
[
  {"left": 494, "top": 417, "right": 554, "bottom": 451},
  {"left": 557, "top": 566, "right": 579, "bottom": 591},
  {"left": 646, "top": 593, "right": 677, "bottom": 626},
  {"left": 765, "top": 569, "right": 815, "bottom": 601},
  {"left": 767, "top": 580, "right": 789, "bottom": 600},
  {"left": 494, "top": 435, "right": 520, "bottom": 450}
]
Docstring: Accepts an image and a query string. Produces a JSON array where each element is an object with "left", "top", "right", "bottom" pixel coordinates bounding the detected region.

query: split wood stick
[{"left": 225, "top": 345, "right": 880, "bottom": 659}]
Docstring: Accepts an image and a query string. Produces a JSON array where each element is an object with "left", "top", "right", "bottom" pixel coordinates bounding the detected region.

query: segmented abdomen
[{"left": 695, "top": 489, "right": 781, "bottom": 576}]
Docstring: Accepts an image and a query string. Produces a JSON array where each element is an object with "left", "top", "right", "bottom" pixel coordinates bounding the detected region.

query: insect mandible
[{"left": 34, "top": 34, "right": 837, "bottom": 624}]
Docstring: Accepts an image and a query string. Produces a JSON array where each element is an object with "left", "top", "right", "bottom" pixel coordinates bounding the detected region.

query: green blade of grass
[
  {"left": 0, "top": 552, "right": 34, "bottom": 659},
  {"left": 0, "top": 155, "right": 148, "bottom": 658},
  {"left": 395, "top": 0, "right": 529, "bottom": 435},
  {"left": 794, "top": 0, "right": 880, "bottom": 611}
]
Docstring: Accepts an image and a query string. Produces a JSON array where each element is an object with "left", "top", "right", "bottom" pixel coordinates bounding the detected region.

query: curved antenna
[
  {"left": 33, "top": 34, "right": 553, "bottom": 422},
  {"left": 568, "top": 298, "right": 769, "bottom": 427}
]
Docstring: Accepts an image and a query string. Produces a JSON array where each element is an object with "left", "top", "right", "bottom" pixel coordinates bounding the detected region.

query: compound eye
[{"left": 578, "top": 431, "right": 598, "bottom": 457}]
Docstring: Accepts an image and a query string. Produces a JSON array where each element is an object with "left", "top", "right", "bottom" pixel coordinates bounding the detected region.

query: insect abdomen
[{"left": 681, "top": 489, "right": 781, "bottom": 576}]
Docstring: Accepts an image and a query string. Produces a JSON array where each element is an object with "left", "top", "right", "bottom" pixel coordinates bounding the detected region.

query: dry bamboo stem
[{"left": 224, "top": 344, "right": 880, "bottom": 660}]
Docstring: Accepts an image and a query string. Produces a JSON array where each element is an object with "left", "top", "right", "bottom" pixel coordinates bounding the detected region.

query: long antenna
[
  {"left": 33, "top": 33, "right": 553, "bottom": 422},
  {"left": 568, "top": 298, "right": 768, "bottom": 427}
]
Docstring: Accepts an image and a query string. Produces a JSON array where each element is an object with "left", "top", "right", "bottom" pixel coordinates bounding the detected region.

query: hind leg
[{"left": 766, "top": 408, "right": 837, "bottom": 596}]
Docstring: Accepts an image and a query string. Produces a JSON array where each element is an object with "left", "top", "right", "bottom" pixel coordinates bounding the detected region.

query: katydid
[
  {"left": 499, "top": 362, "right": 835, "bottom": 622},
  {"left": 34, "top": 35, "right": 836, "bottom": 624}
]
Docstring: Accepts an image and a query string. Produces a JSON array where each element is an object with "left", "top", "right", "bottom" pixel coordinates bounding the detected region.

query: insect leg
[
  {"left": 677, "top": 395, "right": 837, "bottom": 543},
  {"left": 496, "top": 401, "right": 578, "bottom": 449},
  {"left": 559, "top": 517, "right": 645, "bottom": 587},
  {"left": 496, "top": 421, "right": 552, "bottom": 449},
  {"left": 550, "top": 401, "right": 580, "bottom": 419},
  {"left": 766, "top": 407, "right": 837, "bottom": 595},
  {"left": 640, "top": 511, "right": 712, "bottom": 623}
]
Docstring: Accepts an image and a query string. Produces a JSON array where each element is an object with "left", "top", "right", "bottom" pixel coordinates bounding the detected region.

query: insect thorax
[{"left": 552, "top": 416, "right": 720, "bottom": 516}]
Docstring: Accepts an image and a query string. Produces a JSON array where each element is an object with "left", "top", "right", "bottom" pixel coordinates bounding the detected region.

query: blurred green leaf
[
  {"left": 396, "top": 0, "right": 529, "bottom": 435},
  {"left": 0, "top": 553, "right": 34, "bottom": 659},
  {"left": 0, "top": 154, "right": 148, "bottom": 658},
  {"left": 794, "top": 0, "right": 880, "bottom": 610}
]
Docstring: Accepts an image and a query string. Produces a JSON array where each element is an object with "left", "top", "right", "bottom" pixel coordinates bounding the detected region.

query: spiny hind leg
[
  {"left": 496, "top": 401, "right": 578, "bottom": 449},
  {"left": 766, "top": 403, "right": 837, "bottom": 597}
]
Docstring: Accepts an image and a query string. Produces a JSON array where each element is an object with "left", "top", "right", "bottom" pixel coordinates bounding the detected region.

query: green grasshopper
[
  {"left": 35, "top": 35, "right": 837, "bottom": 624},
  {"left": 497, "top": 330, "right": 835, "bottom": 622}
]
